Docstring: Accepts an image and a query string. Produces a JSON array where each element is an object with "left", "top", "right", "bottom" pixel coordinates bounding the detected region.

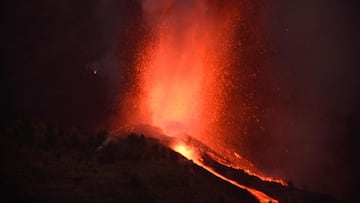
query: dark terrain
[{"left": 0, "top": 117, "right": 346, "bottom": 203}]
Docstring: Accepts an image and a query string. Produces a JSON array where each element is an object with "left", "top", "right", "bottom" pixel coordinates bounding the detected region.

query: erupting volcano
[
  {"left": 3, "top": 0, "right": 357, "bottom": 202},
  {"left": 118, "top": 0, "right": 284, "bottom": 202}
]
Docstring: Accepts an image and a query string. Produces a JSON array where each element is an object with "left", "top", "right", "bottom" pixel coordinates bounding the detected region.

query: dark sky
[
  {"left": 2, "top": 0, "right": 360, "bottom": 202},
  {"left": 263, "top": 0, "right": 360, "bottom": 201},
  {"left": 2, "top": 0, "right": 143, "bottom": 129}
]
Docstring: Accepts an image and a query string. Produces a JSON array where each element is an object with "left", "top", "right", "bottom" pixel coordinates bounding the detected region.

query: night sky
[
  {"left": 2, "top": 0, "right": 360, "bottom": 202},
  {"left": 263, "top": 0, "right": 360, "bottom": 201}
]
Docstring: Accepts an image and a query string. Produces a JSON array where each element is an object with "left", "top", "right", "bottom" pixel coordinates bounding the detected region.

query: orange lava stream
[
  {"left": 207, "top": 150, "right": 287, "bottom": 186},
  {"left": 199, "top": 164, "right": 279, "bottom": 203},
  {"left": 171, "top": 143, "right": 278, "bottom": 203}
]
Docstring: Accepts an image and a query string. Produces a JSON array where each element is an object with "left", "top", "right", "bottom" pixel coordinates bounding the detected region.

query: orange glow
[
  {"left": 137, "top": 1, "right": 238, "bottom": 138},
  {"left": 172, "top": 143, "right": 194, "bottom": 160}
]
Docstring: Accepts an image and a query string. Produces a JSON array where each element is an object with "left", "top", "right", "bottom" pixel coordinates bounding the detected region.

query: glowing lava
[
  {"left": 173, "top": 143, "right": 194, "bottom": 160},
  {"left": 137, "top": 0, "right": 237, "bottom": 138},
  {"left": 171, "top": 142, "right": 278, "bottom": 203},
  {"left": 198, "top": 163, "right": 279, "bottom": 203}
]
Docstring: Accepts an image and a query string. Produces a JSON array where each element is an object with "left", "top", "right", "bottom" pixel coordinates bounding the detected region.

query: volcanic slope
[{"left": 0, "top": 120, "right": 346, "bottom": 203}]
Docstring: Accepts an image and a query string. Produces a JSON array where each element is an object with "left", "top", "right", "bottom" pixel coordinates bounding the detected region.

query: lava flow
[{"left": 170, "top": 142, "right": 278, "bottom": 203}]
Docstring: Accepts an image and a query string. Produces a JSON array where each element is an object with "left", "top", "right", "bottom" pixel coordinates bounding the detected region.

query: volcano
[
  {"left": 0, "top": 121, "right": 345, "bottom": 203},
  {"left": 116, "top": 124, "right": 347, "bottom": 203}
]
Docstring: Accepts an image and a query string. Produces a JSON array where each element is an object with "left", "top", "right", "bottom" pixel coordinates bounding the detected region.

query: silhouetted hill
[{"left": 0, "top": 118, "right": 346, "bottom": 203}]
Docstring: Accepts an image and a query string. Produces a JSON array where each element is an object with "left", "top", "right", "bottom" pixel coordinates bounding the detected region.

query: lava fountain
[{"left": 137, "top": 0, "right": 236, "bottom": 140}]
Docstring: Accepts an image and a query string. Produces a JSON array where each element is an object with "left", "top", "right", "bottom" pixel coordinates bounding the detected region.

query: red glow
[{"left": 137, "top": 1, "right": 237, "bottom": 139}]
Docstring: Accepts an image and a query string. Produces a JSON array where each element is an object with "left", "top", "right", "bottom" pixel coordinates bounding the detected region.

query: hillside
[{"left": 0, "top": 119, "right": 346, "bottom": 203}]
